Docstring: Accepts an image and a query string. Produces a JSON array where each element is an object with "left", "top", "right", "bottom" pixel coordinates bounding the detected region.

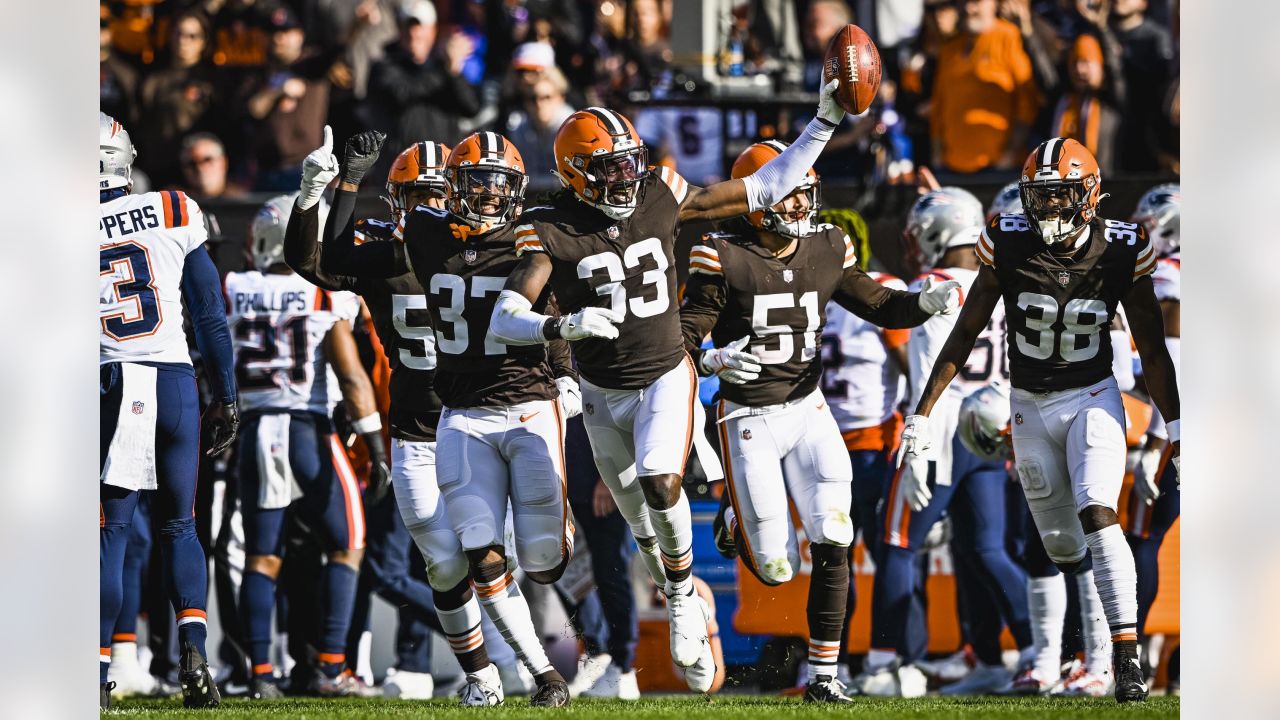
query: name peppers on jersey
[
  {"left": 515, "top": 169, "right": 690, "bottom": 390},
  {"left": 976, "top": 212, "right": 1155, "bottom": 392}
]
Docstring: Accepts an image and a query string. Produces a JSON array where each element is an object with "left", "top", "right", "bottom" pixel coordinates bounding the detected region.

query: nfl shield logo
[
  {"left": 607, "top": 226, "right": 620, "bottom": 239},
  {"left": 1056, "top": 270, "right": 1070, "bottom": 286},
  {"left": 782, "top": 269, "right": 794, "bottom": 283},
  {"left": 463, "top": 248, "right": 478, "bottom": 264},
  {"left": 132, "top": 401, "right": 145, "bottom": 415},
  {"left": 741, "top": 429, "right": 752, "bottom": 440}
]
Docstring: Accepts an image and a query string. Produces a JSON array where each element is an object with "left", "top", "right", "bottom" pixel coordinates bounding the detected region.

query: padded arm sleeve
[
  {"left": 491, "top": 289, "right": 555, "bottom": 345},
  {"left": 740, "top": 118, "right": 834, "bottom": 212},
  {"left": 181, "top": 246, "right": 237, "bottom": 403}
]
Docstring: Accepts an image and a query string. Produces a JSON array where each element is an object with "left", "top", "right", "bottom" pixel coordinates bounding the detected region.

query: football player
[
  {"left": 228, "top": 194, "right": 385, "bottom": 698},
  {"left": 487, "top": 81, "right": 878, "bottom": 692},
  {"left": 99, "top": 112, "right": 237, "bottom": 709},
  {"left": 902, "top": 138, "right": 1181, "bottom": 703},
  {"left": 676, "top": 142, "right": 958, "bottom": 702},
  {"left": 284, "top": 131, "right": 509, "bottom": 705},
  {"left": 311, "top": 130, "right": 579, "bottom": 707},
  {"left": 861, "top": 188, "right": 1034, "bottom": 696},
  {"left": 1125, "top": 183, "right": 1181, "bottom": 680}
]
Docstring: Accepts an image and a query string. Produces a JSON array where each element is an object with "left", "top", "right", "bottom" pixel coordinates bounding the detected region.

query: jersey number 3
[
  {"left": 100, "top": 241, "right": 162, "bottom": 340},
  {"left": 577, "top": 238, "right": 670, "bottom": 319},
  {"left": 1015, "top": 292, "right": 1107, "bottom": 362}
]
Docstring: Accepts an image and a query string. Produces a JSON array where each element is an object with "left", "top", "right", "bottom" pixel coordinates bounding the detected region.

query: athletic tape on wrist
[{"left": 352, "top": 413, "right": 383, "bottom": 435}]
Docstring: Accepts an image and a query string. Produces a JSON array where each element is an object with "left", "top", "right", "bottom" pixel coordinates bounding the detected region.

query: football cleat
[
  {"left": 307, "top": 669, "right": 379, "bottom": 697},
  {"left": 582, "top": 664, "right": 641, "bottom": 700},
  {"left": 249, "top": 676, "right": 285, "bottom": 700},
  {"left": 915, "top": 647, "right": 977, "bottom": 683},
  {"left": 853, "top": 659, "right": 926, "bottom": 698},
  {"left": 100, "top": 681, "right": 115, "bottom": 710},
  {"left": 683, "top": 643, "right": 717, "bottom": 694},
  {"left": 1057, "top": 663, "right": 1111, "bottom": 697},
  {"left": 712, "top": 493, "right": 738, "bottom": 560},
  {"left": 1113, "top": 651, "right": 1149, "bottom": 703},
  {"left": 381, "top": 668, "right": 435, "bottom": 699},
  {"left": 1005, "top": 666, "right": 1057, "bottom": 695},
  {"left": 178, "top": 642, "right": 221, "bottom": 708},
  {"left": 566, "top": 653, "right": 612, "bottom": 697},
  {"left": 665, "top": 587, "right": 712, "bottom": 667},
  {"left": 804, "top": 675, "right": 855, "bottom": 703},
  {"left": 459, "top": 663, "right": 505, "bottom": 707},
  {"left": 529, "top": 679, "right": 570, "bottom": 707},
  {"left": 940, "top": 662, "right": 1012, "bottom": 696}
]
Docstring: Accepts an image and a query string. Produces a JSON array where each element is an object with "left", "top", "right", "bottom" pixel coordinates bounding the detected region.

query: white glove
[
  {"left": 556, "top": 376, "right": 583, "bottom": 419},
  {"left": 817, "top": 78, "right": 846, "bottom": 126},
  {"left": 700, "top": 337, "right": 763, "bottom": 385},
  {"left": 299, "top": 125, "right": 339, "bottom": 211},
  {"left": 558, "top": 306, "right": 624, "bottom": 341},
  {"left": 899, "top": 414, "right": 932, "bottom": 458},
  {"left": 1131, "top": 446, "right": 1163, "bottom": 506},
  {"left": 918, "top": 275, "right": 962, "bottom": 315},
  {"left": 898, "top": 454, "right": 933, "bottom": 512}
]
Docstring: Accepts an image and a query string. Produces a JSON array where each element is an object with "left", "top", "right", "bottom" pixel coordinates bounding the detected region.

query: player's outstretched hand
[
  {"left": 299, "top": 125, "right": 339, "bottom": 210},
  {"left": 341, "top": 130, "right": 387, "bottom": 185},
  {"left": 203, "top": 401, "right": 240, "bottom": 457},
  {"left": 558, "top": 307, "right": 624, "bottom": 341},
  {"left": 918, "top": 275, "right": 962, "bottom": 315},
  {"left": 817, "top": 78, "right": 846, "bottom": 126},
  {"left": 701, "top": 336, "right": 762, "bottom": 385},
  {"left": 1132, "top": 447, "right": 1163, "bottom": 506},
  {"left": 557, "top": 376, "right": 583, "bottom": 418},
  {"left": 896, "top": 414, "right": 933, "bottom": 511}
]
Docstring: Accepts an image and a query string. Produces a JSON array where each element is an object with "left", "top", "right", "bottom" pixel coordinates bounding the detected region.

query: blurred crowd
[{"left": 101, "top": 0, "right": 1178, "bottom": 196}]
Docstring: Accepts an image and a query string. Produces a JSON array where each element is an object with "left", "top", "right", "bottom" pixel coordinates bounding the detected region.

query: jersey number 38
[{"left": 1014, "top": 292, "right": 1107, "bottom": 362}]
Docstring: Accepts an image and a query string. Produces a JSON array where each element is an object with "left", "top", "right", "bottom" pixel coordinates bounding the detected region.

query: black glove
[
  {"left": 363, "top": 432, "right": 392, "bottom": 507},
  {"left": 203, "top": 401, "right": 240, "bottom": 456},
  {"left": 340, "top": 130, "right": 387, "bottom": 185}
]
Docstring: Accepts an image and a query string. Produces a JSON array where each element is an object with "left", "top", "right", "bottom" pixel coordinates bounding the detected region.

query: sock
[
  {"left": 474, "top": 571, "right": 554, "bottom": 677},
  {"left": 175, "top": 609, "right": 209, "bottom": 659},
  {"left": 635, "top": 536, "right": 667, "bottom": 586},
  {"left": 101, "top": 648, "right": 111, "bottom": 684},
  {"left": 807, "top": 543, "right": 849, "bottom": 681},
  {"left": 320, "top": 563, "right": 360, "bottom": 677},
  {"left": 1075, "top": 569, "right": 1113, "bottom": 675},
  {"left": 159, "top": 516, "right": 209, "bottom": 658},
  {"left": 1028, "top": 574, "right": 1067, "bottom": 677},
  {"left": 240, "top": 570, "right": 277, "bottom": 675},
  {"left": 1083, "top": 525, "right": 1139, "bottom": 647},
  {"left": 435, "top": 580, "right": 490, "bottom": 674},
  {"left": 648, "top": 492, "right": 694, "bottom": 593}
]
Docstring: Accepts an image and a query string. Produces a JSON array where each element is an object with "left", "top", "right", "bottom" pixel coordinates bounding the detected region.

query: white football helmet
[
  {"left": 1131, "top": 183, "right": 1180, "bottom": 257},
  {"left": 986, "top": 180, "right": 1023, "bottom": 222},
  {"left": 957, "top": 381, "right": 1013, "bottom": 461},
  {"left": 249, "top": 193, "right": 328, "bottom": 271},
  {"left": 100, "top": 112, "right": 137, "bottom": 192},
  {"left": 903, "top": 187, "right": 984, "bottom": 272}
]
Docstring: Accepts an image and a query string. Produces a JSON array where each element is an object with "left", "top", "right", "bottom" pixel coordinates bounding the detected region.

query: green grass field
[{"left": 108, "top": 695, "right": 1180, "bottom": 718}]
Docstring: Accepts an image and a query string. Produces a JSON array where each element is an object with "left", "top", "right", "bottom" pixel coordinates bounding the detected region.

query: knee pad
[
  {"left": 426, "top": 552, "right": 470, "bottom": 595},
  {"left": 751, "top": 552, "right": 795, "bottom": 585},
  {"left": 1040, "top": 529, "right": 1087, "bottom": 566},
  {"left": 515, "top": 523, "right": 567, "bottom": 575},
  {"left": 815, "top": 509, "right": 855, "bottom": 548},
  {"left": 447, "top": 495, "right": 501, "bottom": 551}
]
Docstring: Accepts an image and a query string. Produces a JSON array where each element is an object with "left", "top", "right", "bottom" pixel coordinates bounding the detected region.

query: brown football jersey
[
  {"left": 400, "top": 205, "right": 560, "bottom": 408},
  {"left": 514, "top": 170, "right": 689, "bottom": 390},
  {"left": 681, "top": 222, "right": 929, "bottom": 406},
  {"left": 977, "top": 213, "right": 1156, "bottom": 392}
]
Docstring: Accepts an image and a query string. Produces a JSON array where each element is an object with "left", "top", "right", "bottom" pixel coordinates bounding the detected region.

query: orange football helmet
[
  {"left": 553, "top": 107, "right": 649, "bottom": 220},
  {"left": 385, "top": 141, "right": 450, "bottom": 219},
  {"left": 731, "top": 141, "right": 820, "bottom": 239},
  {"left": 446, "top": 131, "right": 527, "bottom": 230},
  {"left": 1019, "top": 137, "right": 1103, "bottom": 245}
]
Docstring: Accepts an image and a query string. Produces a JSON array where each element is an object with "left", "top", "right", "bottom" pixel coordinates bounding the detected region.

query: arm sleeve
[
  {"left": 284, "top": 201, "right": 360, "bottom": 292},
  {"left": 832, "top": 267, "right": 931, "bottom": 329},
  {"left": 321, "top": 185, "right": 407, "bottom": 279},
  {"left": 181, "top": 245, "right": 237, "bottom": 403},
  {"left": 679, "top": 271, "right": 728, "bottom": 372},
  {"left": 739, "top": 117, "right": 835, "bottom": 212}
]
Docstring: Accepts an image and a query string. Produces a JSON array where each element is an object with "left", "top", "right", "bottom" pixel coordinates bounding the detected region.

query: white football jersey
[
  {"left": 224, "top": 271, "right": 360, "bottom": 414},
  {"left": 822, "top": 273, "right": 908, "bottom": 430},
  {"left": 1151, "top": 253, "right": 1180, "bottom": 303},
  {"left": 99, "top": 190, "right": 207, "bottom": 365},
  {"left": 907, "top": 266, "right": 1008, "bottom": 412}
]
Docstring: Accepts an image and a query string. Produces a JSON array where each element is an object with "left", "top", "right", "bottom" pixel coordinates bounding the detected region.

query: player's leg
[
  {"left": 100, "top": 485, "right": 140, "bottom": 692},
  {"left": 358, "top": 479, "right": 444, "bottom": 633},
  {"left": 1009, "top": 500, "right": 1068, "bottom": 694},
  {"left": 151, "top": 366, "right": 218, "bottom": 706},
  {"left": 1065, "top": 380, "right": 1146, "bottom": 701},
  {"left": 779, "top": 397, "right": 856, "bottom": 702},
  {"left": 437, "top": 408, "right": 563, "bottom": 698},
  {"left": 1127, "top": 446, "right": 1180, "bottom": 639},
  {"left": 506, "top": 400, "right": 573, "bottom": 585},
  {"left": 107, "top": 501, "right": 161, "bottom": 698}
]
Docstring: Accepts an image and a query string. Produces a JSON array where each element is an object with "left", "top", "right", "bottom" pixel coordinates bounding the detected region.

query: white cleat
[
  {"left": 107, "top": 642, "right": 174, "bottom": 698},
  {"left": 665, "top": 587, "right": 711, "bottom": 668},
  {"left": 940, "top": 662, "right": 1013, "bottom": 695},
  {"left": 459, "top": 663, "right": 505, "bottom": 707},
  {"left": 916, "top": 648, "right": 976, "bottom": 683},
  {"left": 567, "top": 653, "right": 612, "bottom": 697},
  {"left": 381, "top": 668, "right": 434, "bottom": 699},
  {"left": 852, "top": 664, "right": 899, "bottom": 697},
  {"left": 1055, "top": 664, "right": 1112, "bottom": 697},
  {"left": 583, "top": 664, "right": 641, "bottom": 700},
  {"left": 683, "top": 643, "right": 717, "bottom": 694},
  {"left": 897, "top": 664, "right": 928, "bottom": 698}
]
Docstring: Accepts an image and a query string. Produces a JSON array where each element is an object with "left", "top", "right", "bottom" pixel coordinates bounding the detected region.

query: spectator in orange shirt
[{"left": 930, "top": 0, "right": 1039, "bottom": 175}]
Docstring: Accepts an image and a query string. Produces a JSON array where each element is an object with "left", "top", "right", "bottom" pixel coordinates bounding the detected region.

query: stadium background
[{"left": 100, "top": 0, "right": 1180, "bottom": 696}]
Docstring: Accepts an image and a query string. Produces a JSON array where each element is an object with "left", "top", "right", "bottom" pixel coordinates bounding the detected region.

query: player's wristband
[
  {"left": 1165, "top": 419, "right": 1180, "bottom": 444},
  {"left": 352, "top": 413, "right": 382, "bottom": 435}
]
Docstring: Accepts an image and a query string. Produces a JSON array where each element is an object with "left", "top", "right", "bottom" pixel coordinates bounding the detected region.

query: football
[{"left": 822, "top": 24, "right": 882, "bottom": 115}]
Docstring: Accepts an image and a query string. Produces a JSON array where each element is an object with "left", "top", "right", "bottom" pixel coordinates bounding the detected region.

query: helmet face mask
[
  {"left": 1020, "top": 179, "right": 1090, "bottom": 246},
  {"left": 581, "top": 146, "right": 649, "bottom": 219},
  {"left": 387, "top": 179, "right": 447, "bottom": 218},
  {"left": 554, "top": 107, "right": 649, "bottom": 221},
  {"left": 384, "top": 141, "right": 451, "bottom": 220},
  {"left": 761, "top": 182, "right": 821, "bottom": 239},
  {"left": 450, "top": 166, "right": 526, "bottom": 229}
]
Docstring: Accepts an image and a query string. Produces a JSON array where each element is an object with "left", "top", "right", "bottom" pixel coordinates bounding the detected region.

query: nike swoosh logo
[
  {"left": 520, "top": 411, "right": 540, "bottom": 422},
  {"left": 1089, "top": 389, "right": 1105, "bottom": 397}
]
